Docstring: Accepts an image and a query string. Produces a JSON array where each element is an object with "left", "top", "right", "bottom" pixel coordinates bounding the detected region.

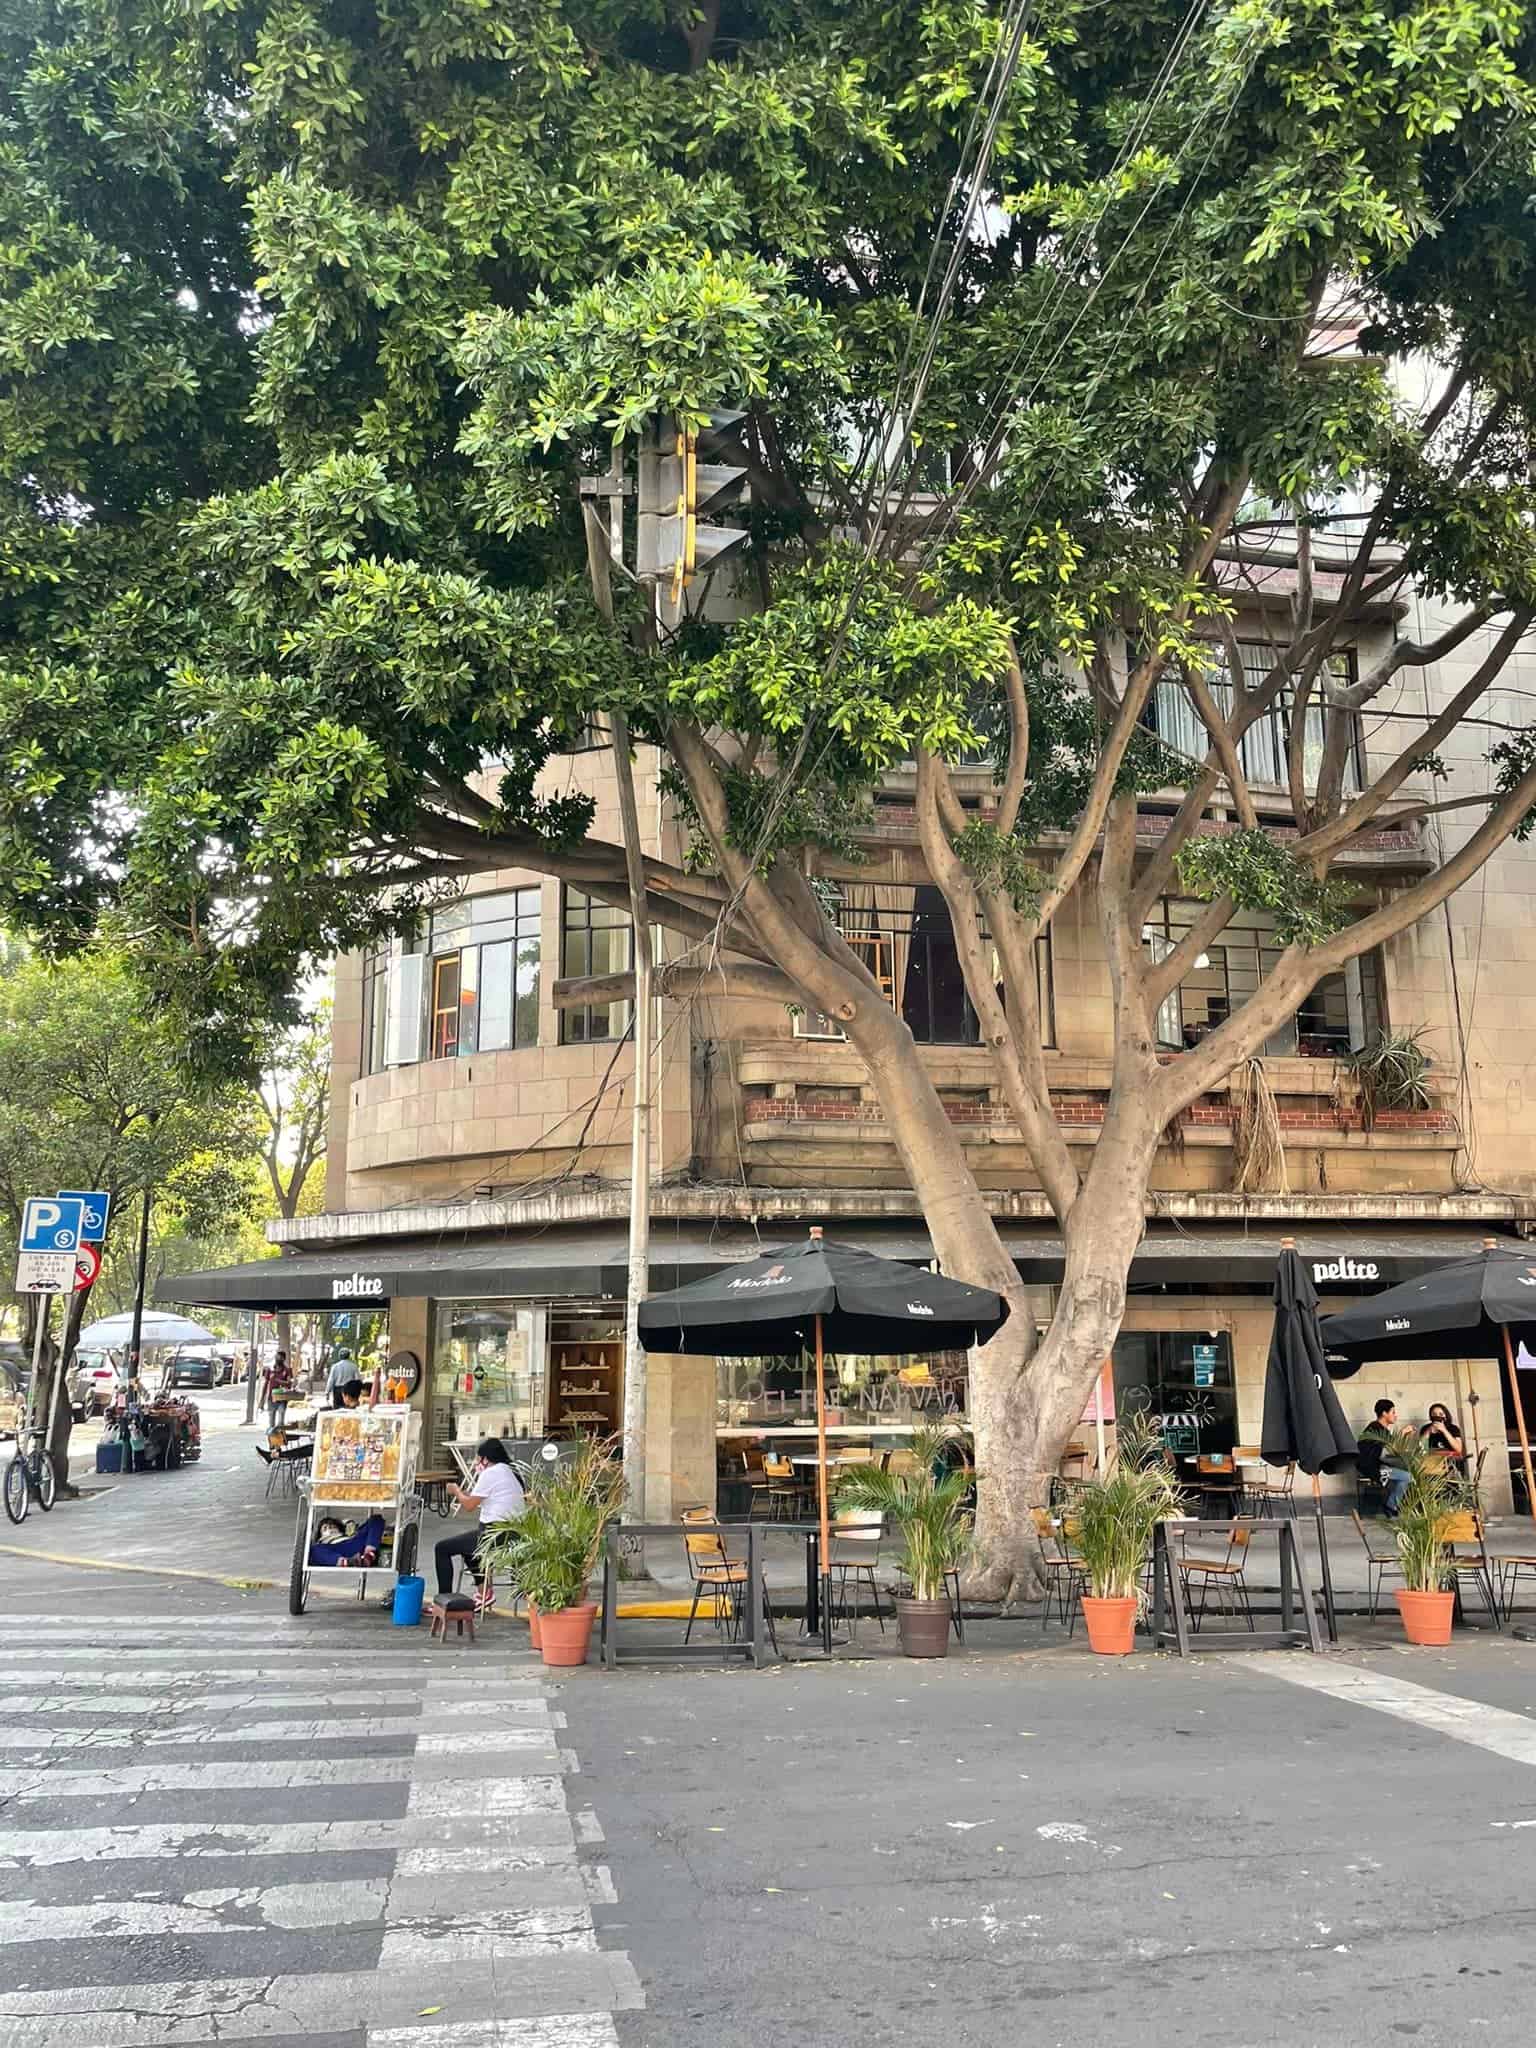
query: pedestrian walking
[
  {"left": 262, "top": 1349, "right": 295, "bottom": 1432},
  {"left": 325, "top": 1350, "right": 357, "bottom": 1407}
]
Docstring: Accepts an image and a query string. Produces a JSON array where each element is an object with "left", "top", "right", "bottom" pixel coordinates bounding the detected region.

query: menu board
[{"left": 311, "top": 1407, "right": 410, "bottom": 1503}]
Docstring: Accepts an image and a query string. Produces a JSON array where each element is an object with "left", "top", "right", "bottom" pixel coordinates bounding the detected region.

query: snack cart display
[{"left": 289, "top": 1403, "right": 422, "bottom": 1614}]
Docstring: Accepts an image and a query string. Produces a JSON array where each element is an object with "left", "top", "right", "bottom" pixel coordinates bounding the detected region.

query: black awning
[{"left": 156, "top": 1222, "right": 1524, "bottom": 1314}]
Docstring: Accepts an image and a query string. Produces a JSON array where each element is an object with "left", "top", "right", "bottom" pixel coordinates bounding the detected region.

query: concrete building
[{"left": 166, "top": 598, "right": 1536, "bottom": 1518}]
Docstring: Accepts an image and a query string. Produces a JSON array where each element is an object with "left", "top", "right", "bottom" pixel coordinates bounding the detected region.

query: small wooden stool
[{"left": 428, "top": 1595, "right": 477, "bottom": 1645}]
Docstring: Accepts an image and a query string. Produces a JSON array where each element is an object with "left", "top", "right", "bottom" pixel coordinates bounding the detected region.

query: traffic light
[{"left": 636, "top": 410, "right": 750, "bottom": 613}]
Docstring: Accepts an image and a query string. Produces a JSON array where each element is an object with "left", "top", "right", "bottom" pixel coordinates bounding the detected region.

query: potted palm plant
[
  {"left": 1388, "top": 1429, "right": 1467, "bottom": 1646},
  {"left": 834, "top": 1425, "right": 973, "bottom": 1658},
  {"left": 1069, "top": 1417, "right": 1185, "bottom": 1655},
  {"left": 480, "top": 1436, "right": 624, "bottom": 1667}
]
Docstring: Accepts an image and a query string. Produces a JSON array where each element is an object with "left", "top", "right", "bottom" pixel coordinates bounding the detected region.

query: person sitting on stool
[
  {"left": 435, "top": 1438, "right": 525, "bottom": 1613},
  {"left": 1358, "top": 1399, "right": 1411, "bottom": 1515}
]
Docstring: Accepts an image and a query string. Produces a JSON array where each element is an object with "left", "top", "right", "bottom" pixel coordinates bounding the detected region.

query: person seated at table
[
  {"left": 1420, "top": 1402, "right": 1466, "bottom": 1468},
  {"left": 334, "top": 1379, "right": 366, "bottom": 1409},
  {"left": 435, "top": 1438, "right": 525, "bottom": 1613},
  {"left": 1357, "top": 1399, "right": 1411, "bottom": 1515}
]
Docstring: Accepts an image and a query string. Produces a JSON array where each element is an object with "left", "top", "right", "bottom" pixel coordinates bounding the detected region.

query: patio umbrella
[
  {"left": 78, "top": 1311, "right": 221, "bottom": 1349},
  {"left": 1320, "top": 1239, "right": 1536, "bottom": 1519},
  {"left": 638, "top": 1227, "right": 1010, "bottom": 1650},
  {"left": 1261, "top": 1243, "right": 1357, "bottom": 1642}
]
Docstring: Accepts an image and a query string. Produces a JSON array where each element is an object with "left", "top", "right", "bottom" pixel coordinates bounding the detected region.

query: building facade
[{"left": 167, "top": 603, "right": 1536, "bottom": 1517}]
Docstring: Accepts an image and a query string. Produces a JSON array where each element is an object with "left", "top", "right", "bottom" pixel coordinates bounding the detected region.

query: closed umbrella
[
  {"left": 78, "top": 1311, "right": 221, "bottom": 1349},
  {"left": 1262, "top": 1243, "right": 1357, "bottom": 1642},
  {"left": 1320, "top": 1239, "right": 1536, "bottom": 1518},
  {"left": 639, "top": 1227, "right": 1009, "bottom": 1650}
]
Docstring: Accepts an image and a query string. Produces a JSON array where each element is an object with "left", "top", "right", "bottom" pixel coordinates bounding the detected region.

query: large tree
[{"left": 2, "top": 0, "right": 1536, "bottom": 1586}]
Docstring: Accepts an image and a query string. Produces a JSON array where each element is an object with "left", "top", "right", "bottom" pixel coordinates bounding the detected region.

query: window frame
[
  {"left": 559, "top": 887, "right": 633, "bottom": 1046},
  {"left": 360, "top": 943, "right": 391, "bottom": 1076}
]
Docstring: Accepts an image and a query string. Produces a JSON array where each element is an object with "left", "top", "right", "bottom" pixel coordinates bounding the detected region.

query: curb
[{"left": 0, "top": 1545, "right": 275, "bottom": 1592}]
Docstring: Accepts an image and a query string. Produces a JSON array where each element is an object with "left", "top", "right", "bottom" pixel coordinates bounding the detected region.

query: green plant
[
  {"left": 1342, "top": 1029, "right": 1434, "bottom": 1127},
  {"left": 479, "top": 1437, "right": 624, "bottom": 1615},
  {"left": 1070, "top": 1416, "right": 1185, "bottom": 1602},
  {"left": 1387, "top": 1428, "right": 1473, "bottom": 1593},
  {"left": 833, "top": 1425, "right": 974, "bottom": 1602}
]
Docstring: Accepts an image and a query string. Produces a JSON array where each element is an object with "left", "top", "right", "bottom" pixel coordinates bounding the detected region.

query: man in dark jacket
[{"left": 1357, "top": 1398, "right": 1411, "bottom": 1515}]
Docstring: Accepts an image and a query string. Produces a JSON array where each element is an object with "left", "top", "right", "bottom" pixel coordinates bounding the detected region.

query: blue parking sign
[
  {"left": 20, "top": 1196, "right": 84, "bottom": 1254},
  {"left": 57, "top": 1191, "right": 110, "bottom": 1243}
]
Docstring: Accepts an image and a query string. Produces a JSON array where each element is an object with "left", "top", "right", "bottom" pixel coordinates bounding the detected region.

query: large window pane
[
  {"left": 479, "top": 940, "right": 513, "bottom": 1051},
  {"left": 430, "top": 1302, "right": 544, "bottom": 1457},
  {"left": 560, "top": 889, "right": 631, "bottom": 1044}
]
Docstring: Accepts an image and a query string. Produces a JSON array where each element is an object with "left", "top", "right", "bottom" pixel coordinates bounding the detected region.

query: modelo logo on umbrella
[
  {"left": 727, "top": 1264, "right": 792, "bottom": 1291},
  {"left": 906, "top": 1302, "right": 935, "bottom": 1315},
  {"left": 1386, "top": 1316, "right": 1411, "bottom": 1332}
]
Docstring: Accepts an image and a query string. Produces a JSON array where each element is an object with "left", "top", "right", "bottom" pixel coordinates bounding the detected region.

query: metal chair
[
  {"left": 1495, "top": 1541, "right": 1536, "bottom": 1620},
  {"left": 1030, "top": 1506, "right": 1086, "bottom": 1637},
  {"left": 828, "top": 1509, "right": 888, "bottom": 1636},
  {"left": 680, "top": 1508, "right": 777, "bottom": 1650},
  {"left": 1350, "top": 1509, "right": 1402, "bottom": 1620},
  {"left": 762, "top": 1454, "right": 805, "bottom": 1522},
  {"left": 1437, "top": 1509, "right": 1502, "bottom": 1629},
  {"left": 1177, "top": 1523, "right": 1255, "bottom": 1631}
]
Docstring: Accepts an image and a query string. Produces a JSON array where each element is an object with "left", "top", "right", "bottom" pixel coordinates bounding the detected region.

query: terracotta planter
[
  {"left": 526, "top": 1601, "right": 542, "bottom": 1650},
  {"left": 895, "top": 1595, "right": 952, "bottom": 1659},
  {"left": 538, "top": 1601, "right": 597, "bottom": 1668},
  {"left": 1395, "top": 1588, "right": 1455, "bottom": 1646},
  {"left": 1081, "top": 1595, "right": 1138, "bottom": 1656}
]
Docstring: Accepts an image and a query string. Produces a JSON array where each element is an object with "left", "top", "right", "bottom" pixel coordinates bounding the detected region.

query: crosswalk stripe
[
  {"left": 0, "top": 1953, "right": 645, "bottom": 2045},
  {"left": 1241, "top": 1651, "right": 1536, "bottom": 1766},
  {"left": 0, "top": 1819, "right": 579, "bottom": 1867},
  {"left": 0, "top": 1889, "right": 593, "bottom": 1948},
  {"left": 407, "top": 1777, "right": 568, "bottom": 1818},
  {"left": 0, "top": 1690, "right": 431, "bottom": 1713},
  {"left": 0, "top": 1651, "right": 510, "bottom": 1669},
  {"left": 0, "top": 1750, "right": 563, "bottom": 1796},
  {"left": 0, "top": 1717, "right": 440, "bottom": 1748},
  {"left": 370, "top": 2020, "right": 620, "bottom": 2048},
  {"left": 0, "top": 1615, "right": 282, "bottom": 1629}
]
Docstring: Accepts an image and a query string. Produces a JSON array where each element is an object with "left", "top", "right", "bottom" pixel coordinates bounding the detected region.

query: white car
[{"left": 71, "top": 1350, "right": 124, "bottom": 1417}]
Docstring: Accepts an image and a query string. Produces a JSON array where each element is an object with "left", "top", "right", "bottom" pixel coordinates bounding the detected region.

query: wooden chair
[
  {"left": 1351, "top": 1509, "right": 1402, "bottom": 1621},
  {"left": 740, "top": 1448, "right": 776, "bottom": 1521},
  {"left": 837, "top": 1447, "right": 876, "bottom": 1465},
  {"left": 828, "top": 1509, "right": 887, "bottom": 1636},
  {"left": 1436, "top": 1509, "right": 1501, "bottom": 1629},
  {"left": 762, "top": 1454, "right": 806, "bottom": 1521},
  {"left": 1030, "top": 1506, "right": 1086, "bottom": 1638},
  {"left": 680, "top": 1508, "right": 777, "bottom": 1649},
  {"left": 1494, "top": 1536, "right": 1536, "bottom": 1621},
  {"left": 1177, "top": 1523, "right": 1255, "bottom": 1631},
  {"left": 885, "top": 1449, "right": 924, "bottom": 1479}
]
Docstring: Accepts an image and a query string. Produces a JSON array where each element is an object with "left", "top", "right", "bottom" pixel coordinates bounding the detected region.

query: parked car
[
  {"left": 164, "top": 1351, "right": 219, "bottom": 1390},
  {"left": 71, "top": 1349, "right": 124, "bottom": 1417}
]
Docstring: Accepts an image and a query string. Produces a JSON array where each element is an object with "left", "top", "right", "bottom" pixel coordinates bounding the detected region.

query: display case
[{"left": 546, "top": 1311, "right": 623, "bottom": 1438}]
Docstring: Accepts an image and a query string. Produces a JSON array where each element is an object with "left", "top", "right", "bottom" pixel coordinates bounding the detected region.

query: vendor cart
[{"left": 289, "top": 1402, "right": 423, "bottom": 1615}]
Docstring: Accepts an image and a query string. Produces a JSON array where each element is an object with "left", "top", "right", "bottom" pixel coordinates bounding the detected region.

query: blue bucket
[{"left": 392, "top": 1574, "right": 425, "bottom": 1627}]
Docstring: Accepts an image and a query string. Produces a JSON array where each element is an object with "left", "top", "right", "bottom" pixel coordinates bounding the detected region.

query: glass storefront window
[
  {"left": 1111, "top": 1330, "right": 1236, "bottom": 1456},
  {"left": 430, "top": 1302, "right": 545, "bottom": 1454},
  {"left": 716, "top": 1350, "right": 969, "bottom": 1430}
]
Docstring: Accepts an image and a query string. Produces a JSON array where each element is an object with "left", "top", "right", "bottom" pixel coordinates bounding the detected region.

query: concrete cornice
[{"left": 269, "top": 1182, "right": 1536, "bottom": 1249}]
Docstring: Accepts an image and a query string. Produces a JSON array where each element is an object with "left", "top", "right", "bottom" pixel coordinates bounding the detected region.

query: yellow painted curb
[
  {"left": 0, "top": 1544, "right": 275, "bottom": 1592},
  {"left": 488, "top": 1601, "right": 696, "bottom": 1622}
]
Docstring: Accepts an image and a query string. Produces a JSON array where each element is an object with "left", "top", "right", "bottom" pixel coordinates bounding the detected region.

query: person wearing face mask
[
  {"left": 434, "top": 1438, "right": 525, "bottom": 1613},
  {"left": 1420, "top": 1402, "right": 1467, "bottom": 1473}
]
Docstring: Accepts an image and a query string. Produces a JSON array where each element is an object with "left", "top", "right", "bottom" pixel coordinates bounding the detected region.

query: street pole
[
  {"left": 127, "top": 1185, "right": 152, "bottom": 1384},
  {"left": 611, "top": 707, "right": 652, "bottom": 1562},
  {"left": 25, "top": 1292, "right": 48, "bottom": 1438},
  {"left": 243, "top": 1308, "right": 259, "bottom": 1428}
]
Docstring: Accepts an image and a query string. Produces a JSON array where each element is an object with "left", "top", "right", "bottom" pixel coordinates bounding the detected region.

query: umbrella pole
[
  {"left": 816, "top": 1312, "right": 832, "bottom": 1655},
  {"left": 1501, "top": 1323, "right": 1536, "bottom": 1523},
  {"left": 1312, "top": 1473, "right": 1337, "bottom": 1645},
  {"left": 1094, "top": 1359, "right": 1108, "bottom": 1474}
]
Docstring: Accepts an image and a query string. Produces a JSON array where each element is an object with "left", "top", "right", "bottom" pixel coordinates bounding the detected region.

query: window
[
  {"left": 560, "top": 889, "right": 632, "bottom": 1044},
  {"left": 1149, "top": 642, "right": 1361, "bottom": 797},
  {"left": 1143, "top": 899, "right": 1382, "bottom": 1058},
  {"left": 1112, "top": 1331, "right": 1235, "bottom": 1459},
  {"left": 424, "top": 888, "right": 542, "bottom": 1060},
  {"left": 795, "top": 884, "right": 1055, "bottom": 1047},
  {"left": 360, "top": 943, "right": 391, "bottom": 1075}
]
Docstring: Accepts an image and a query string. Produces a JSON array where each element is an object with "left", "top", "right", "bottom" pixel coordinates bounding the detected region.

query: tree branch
[
  {"left": 995, "top": 639, "right": 1030, "bottom": 839},
  {"left": 551, "top": 962, "right": 799, "bottom": 1008}
]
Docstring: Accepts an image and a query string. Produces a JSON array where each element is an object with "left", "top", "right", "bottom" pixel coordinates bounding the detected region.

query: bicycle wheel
[
  {"left": 33, "top": 1448, "right": 55, "bottom": 1511},
  {"left": 3, "top": 1454, "right": 28, "bottom": 1526}
]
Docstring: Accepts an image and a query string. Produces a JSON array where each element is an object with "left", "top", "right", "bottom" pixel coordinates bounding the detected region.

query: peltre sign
[
  {"left": 1311, "top": 1257, "right": 1380, "bottom": 1285},
  {"left": 331, "top": 1273, "right": 385, "bottom": 1300}
]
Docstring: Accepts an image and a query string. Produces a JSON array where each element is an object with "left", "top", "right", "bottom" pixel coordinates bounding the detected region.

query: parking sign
[
  {"left": 20, "top": 1196, "right": 84, "bottom": 1255},
  {"left": 57, "top": 1191, "right": 110, "bottom": 1243}
]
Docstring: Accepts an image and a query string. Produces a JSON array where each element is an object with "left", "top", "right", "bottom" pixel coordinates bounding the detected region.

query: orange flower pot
[
  {"left": 538, "top": 1601, "right": 597, "bottom": 1668},
  {"left": 1395, "top": 1589, "right": 1455, "bottom": 1646},
  {"left": 1081, "top": 1595, "right": 1138, "bottom": 1656},
  {"left": 526, "top": 1601, "right": 541, "bottom": 1650}
]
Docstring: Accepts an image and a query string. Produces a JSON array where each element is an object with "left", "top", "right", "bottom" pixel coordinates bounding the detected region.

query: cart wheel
[
  {"left": 288, "top": 1510, "right": 310, "bottom": 1615},
  {"left": 3, "top": 1455, "right": 27, "bottom": 1526},
  {"left": 35, "top": 1451, "right": 56, "bottom": 1512},
  {"left": 395, "top": 1522, "right": 418, "bottom": 1578}
]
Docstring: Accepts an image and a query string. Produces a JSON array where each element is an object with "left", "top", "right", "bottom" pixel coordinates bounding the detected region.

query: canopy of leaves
[{"left": 0, "top": 0, "right": 1533, "bottom": 1032}]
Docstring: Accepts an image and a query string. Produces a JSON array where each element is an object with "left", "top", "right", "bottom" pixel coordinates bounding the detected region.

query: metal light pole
[
  {"left": 127, "top": 1185, "right": 152, "bottom": 1384},
  {"left": 243, "top": 1308, "right": 260, "bottom": 1428},
  {"left": 611, "top": 708, "right": 653, "bottom": 1553}
]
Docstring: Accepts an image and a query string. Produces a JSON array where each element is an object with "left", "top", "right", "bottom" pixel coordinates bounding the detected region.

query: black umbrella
[
  {"left": 1262, "top": 1245, "right": 1358, "bottom": 1642},
  {"left": 638, "top": 1228, "right": 1009, "bottom": 1649},
  {"left": 1320, "top": 1239, "right": 1536, "bottom": 1518}
]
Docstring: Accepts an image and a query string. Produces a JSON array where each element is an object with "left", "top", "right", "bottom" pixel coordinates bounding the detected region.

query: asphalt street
[{"left": 2, "top": 1390, "right": 1536, "bottom": 2047}]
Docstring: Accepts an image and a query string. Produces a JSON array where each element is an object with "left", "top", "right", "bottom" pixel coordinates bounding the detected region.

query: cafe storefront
[{"left": 160, "top": 1223, "right": 1525, "bottom": 1515}]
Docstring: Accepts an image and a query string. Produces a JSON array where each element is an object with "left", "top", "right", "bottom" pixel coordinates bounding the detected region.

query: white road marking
[
  {"left": 0, "top": 1716, "right": 441, "bottom": 1749},
  {"left": 369, "top": 2021, "right": 620, "bottom": 2048},
  {"left": 0, "top": 1818, "right": 579, "bottom": 1867},
  {"left": 0, "top": 1690, "right": 428, "bottom": 1714},
  {"left": 407, "top": 1777, "right": 569, "bottom": 1819},
  {"left": 0, "top": 1751, "right": 554, "bottom": 1798},
  {"left": 0, "top": 1880, "right": 389, "bottom": 1943},
  {"left": 1238, "top": 1653, "right": 1536, "bottom": 1767}
]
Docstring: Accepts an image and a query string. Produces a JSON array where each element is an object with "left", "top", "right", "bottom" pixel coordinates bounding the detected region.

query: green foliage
[
  {"left": 833, "top": 1424, "right": 975, "bottom": 1601},
  {"left": 1174, "top": 829, "right": 1355, "bottom": 946},
  {"left": 1387, "top": 1430, "right": 1474, "bottom": 1593},
  {"left": 0, "top": 0, "right": 1532, "bottom": 1035},
  {"left": 1068, "top": 1414, "right": 1185, "bottom": 1601},
  {"left": 479, "top": 1436, "right": 625, "bottom": 1615},
  {"left": 1342, "top": 1027, "right": 1435, "bottom": 1124}
]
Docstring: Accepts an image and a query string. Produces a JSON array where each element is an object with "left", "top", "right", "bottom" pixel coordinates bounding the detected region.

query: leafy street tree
[
  {"left": 0, "top": 953, "right": 256, "bottom": 1487},
  {"left": 1, "top": 1, "right": 1535, "bottom": 1586}
]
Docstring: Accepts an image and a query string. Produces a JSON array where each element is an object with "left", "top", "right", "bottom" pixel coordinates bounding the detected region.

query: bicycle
[{"left": 3, "top": 1424, "right": 56, "bottom": 1525}]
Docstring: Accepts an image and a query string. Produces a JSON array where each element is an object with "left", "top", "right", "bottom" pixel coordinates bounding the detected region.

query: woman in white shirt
[{"left": 435, "top": 1438, "right": 526, "bottom": 1612}]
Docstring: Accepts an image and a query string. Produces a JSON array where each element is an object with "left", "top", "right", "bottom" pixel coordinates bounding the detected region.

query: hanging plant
[{"left": 1342, "top": 1029, "right": 1434, "bottom": 1129}]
